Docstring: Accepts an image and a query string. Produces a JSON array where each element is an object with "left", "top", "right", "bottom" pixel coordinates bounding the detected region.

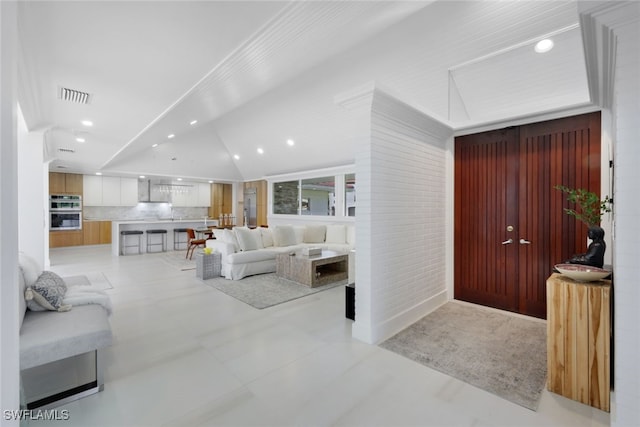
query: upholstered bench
[{"left": 18, "top": 255, "right": 113, "bottom": 409}]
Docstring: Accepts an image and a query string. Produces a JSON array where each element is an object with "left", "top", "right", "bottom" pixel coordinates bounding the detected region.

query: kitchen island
[{"left": 111, "top": 219, "right": 216, "bottom": 256}]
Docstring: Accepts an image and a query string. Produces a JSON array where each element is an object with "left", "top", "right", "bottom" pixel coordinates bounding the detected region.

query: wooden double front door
[{"left": 454, "top": 112, "right": 602, "bottom": 318}]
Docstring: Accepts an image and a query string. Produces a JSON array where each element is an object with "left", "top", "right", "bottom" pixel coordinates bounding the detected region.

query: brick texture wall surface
[{"left": 354, "top": 89, "right": 452, "bottom": 343}]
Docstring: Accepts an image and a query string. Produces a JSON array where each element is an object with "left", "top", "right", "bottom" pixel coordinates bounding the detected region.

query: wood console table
[{"left": 546, "top": 273, "right": 611, "bottom": 411}]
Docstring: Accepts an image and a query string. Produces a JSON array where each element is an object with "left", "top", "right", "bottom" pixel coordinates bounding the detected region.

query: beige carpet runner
[{"left": 380, "top": 302, "right": 547, "bottom": 410}]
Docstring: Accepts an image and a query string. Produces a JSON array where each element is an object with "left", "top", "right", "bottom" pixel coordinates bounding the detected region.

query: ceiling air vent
[
  {"left": 58, "top": 86, "right": 92, "bottom": 104},
  {"left": 58, "top": 148, "right": 75, "bottom": 154}
]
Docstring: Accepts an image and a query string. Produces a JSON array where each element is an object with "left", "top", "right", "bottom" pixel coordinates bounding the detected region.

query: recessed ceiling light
[
  {"left": 233, "top": 154, "right": 240, "bottom": 160},
  {"left": 95, "top": 172, "right": 102, "bottom": 175},
  {"left": 208, "top": 180, "right": 213, "bottom": 184},
  {"left": 257, "top": 148, "right": 264, "bottom": 154},
  {"left": 81, "top": 120, "right": 93, "bottom": 127},
  {"left": 75, "top": 137, "right": 85, "bottom": 143},
  {"left": 177, "top": 178, "right": 182, "bottom": 181},
  {"left": 287, "top": 139, "right": 295, "bottom": 146},
  {"left": 535, "top": 39, "right": 554, "bottom": 53},
  {"left": 190, "top": 120, "right": 198, "bottom": 125},
  {"left": 167, "top": 134, "right": 175, "bottom": 139},
  {"left": 139, "top": 175, "right": 146, "bottom": 179},
  {"left": 152, "top": 143, "right": 159, "bottom": 148}
]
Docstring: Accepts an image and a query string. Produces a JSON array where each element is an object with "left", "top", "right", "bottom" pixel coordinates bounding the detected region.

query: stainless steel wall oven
[
  {"left": 50, "top": 211, "right": 82, "bottom": 230},
  {"left": 50, "top": 194, "right": 82, "bottom": 211},
  {"left": 50, "top": 195, "right": 82, "bottom": 230}
]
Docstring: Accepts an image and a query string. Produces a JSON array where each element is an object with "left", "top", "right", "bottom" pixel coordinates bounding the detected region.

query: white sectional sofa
[{"left": 205, "top": 224, "right": 355, "bottom": 280}]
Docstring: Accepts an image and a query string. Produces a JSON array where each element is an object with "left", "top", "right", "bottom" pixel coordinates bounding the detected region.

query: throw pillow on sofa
[
  {"left": 25, "top": 271, "right": 72, "bottom": 312},
  {"left": 293, "top": 226, "right": 306, "bottom": 244},
  {"left": 219, "top": 229, "right": 239, "bottom": 251},
  {"left": 304, "top": 225, "right": 326, "bottom": 243},
  {"left": 260, "top": 227, "right": 274, "bottom": 247},
  {"left": 233, "top": 227, "right": 263, "bottom": 251},
  {"left": 325, "top": 224, "right": 347, "bottom": 244},
  {"left": 273, "top": 225, "right": 297, "bottom": 247}
]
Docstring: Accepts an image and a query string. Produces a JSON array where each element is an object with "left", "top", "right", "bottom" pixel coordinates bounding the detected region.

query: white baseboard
[{"left": 352, "top": 289, "right": 448, "bottom": 344}]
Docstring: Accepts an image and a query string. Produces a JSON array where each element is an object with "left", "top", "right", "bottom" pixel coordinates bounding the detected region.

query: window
[
  {"left": 273, "top": 180, "right": 299, "bottom": 214},
  {"left": 272, "top": 172, "right": 354, "bottom": 218},
  {"left": 345, "top": 173, "right": 355, "bottom": 217},
  {"left": 301, "top": 176, "right": 335, "bottom": 216}
]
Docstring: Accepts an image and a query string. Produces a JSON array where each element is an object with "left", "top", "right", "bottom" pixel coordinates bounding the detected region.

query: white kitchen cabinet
[
  {"left": 197, "top": 183, "right": 211, "bottom": 207},
  {"left": 83, "top": 175, "right": 140, "bottom": 206},
  {"left": 83, "top": 175, "right": 103, "bottom": 206},
  {"left": 170, "top": 180, "right": 191, "bottom": 207},
  {"left": 171, "top": 181, "right": 209, "bottom": 206},
  {"left": 101, "top": 177, "right": 121, "bottom": 206},
  {"left": 120, "top": 178, "right": 139, "bottom": 206}
]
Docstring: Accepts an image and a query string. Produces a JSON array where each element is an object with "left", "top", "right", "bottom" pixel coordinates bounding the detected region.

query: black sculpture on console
[{"left": 566, "top": 226, "right": 606, "bottom": 268}]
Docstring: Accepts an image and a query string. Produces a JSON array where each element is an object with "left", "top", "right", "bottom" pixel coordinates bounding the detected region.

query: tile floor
[{"left": 29, "top": 245, "right": 610, "bottom": 426}]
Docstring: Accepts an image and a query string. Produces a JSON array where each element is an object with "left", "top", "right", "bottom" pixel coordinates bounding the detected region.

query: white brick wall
[
  {"left": 353, "top": 89, "right": 452, "bottom": 343},
  {"left": 611, "top": 14, "right": 640, "bottom": 427}
]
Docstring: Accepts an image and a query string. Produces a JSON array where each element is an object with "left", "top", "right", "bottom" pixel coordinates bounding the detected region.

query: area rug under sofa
[{"left": 199, "top": 273, "right": 346, "bottom": 309}]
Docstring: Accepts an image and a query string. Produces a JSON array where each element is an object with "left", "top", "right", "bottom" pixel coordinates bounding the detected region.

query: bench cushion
[{"left": 20, "top": 305, "right": 112, "bottom": 370}]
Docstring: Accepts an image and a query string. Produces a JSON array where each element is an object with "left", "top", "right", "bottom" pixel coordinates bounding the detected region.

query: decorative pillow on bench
[{"left": 25, "top": 271, "right": 72, "bottom": 312}]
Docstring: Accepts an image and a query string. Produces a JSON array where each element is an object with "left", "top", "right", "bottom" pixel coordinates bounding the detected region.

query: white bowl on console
[{"left": 554, "top": 264, "right": 610, "bottom": 282}]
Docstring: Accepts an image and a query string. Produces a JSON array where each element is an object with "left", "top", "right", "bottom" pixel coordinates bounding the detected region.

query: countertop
[
  {"left": 89, "top": 218, "right": 212, "bottom": 224},
  {"left": 111, "top": 219, "right": 218, "bottom": 256}
]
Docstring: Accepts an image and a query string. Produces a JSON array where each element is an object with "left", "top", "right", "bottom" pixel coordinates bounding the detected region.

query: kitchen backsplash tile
[{"left": 84, "top": 205, "right": 208, "bottom": 221}]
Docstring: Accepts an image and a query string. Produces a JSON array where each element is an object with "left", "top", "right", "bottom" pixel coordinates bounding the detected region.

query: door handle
[
  {"left": 501, "top": 239, "right": 513, "bottom": 245},
  {"left": 519, "top": 238, "right": 531, "bottom": 245}
]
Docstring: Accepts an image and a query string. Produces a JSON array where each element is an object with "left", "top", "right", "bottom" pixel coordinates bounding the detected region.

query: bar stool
[
  {"left": 173, "top": 228, "right": 189, "bottom": 250},
  {"left": 146, "top": 229, "right": 167, "bottom": 253},
  {"left": 120, "top": 230, "right": 143, "bottom": 255}
]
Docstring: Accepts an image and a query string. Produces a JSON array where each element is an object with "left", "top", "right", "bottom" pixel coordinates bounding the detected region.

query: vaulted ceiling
[{"left": 17, "top": 1, "right": 591, "bottom": 183}]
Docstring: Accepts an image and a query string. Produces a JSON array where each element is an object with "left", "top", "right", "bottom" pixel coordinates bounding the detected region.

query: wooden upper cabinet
[
  {"left": 209, "top": 183, "right": 232, "bottom": 219},
  {"left": 49, "top": 172, "right": 83, "bottom": 195},
  {"left": 49, "top": 173, "right": 66, "bottom": 194}
]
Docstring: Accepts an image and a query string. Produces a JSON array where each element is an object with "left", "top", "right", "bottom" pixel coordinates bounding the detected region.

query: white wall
[
  {"left": 609, "top": 6, "right": 640, "bottom": 426},
  {"left": 17, "top": 109, "right": 47, "bottom": 270},
  {"left": 352, "top": 88, "right": 452, "bottom": 344},
  {"left": 0, "top": 1, "right": 20, "bottom": 421}
]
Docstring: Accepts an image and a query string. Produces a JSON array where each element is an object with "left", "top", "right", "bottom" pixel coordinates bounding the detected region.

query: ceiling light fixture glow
[
  {"left": 152, "top": 143, "right": 159, "bottom": 148},
  {"left": 81, "top": 120, "right": 93, "bottom": 127},
  {"left": 257, "top": 148, "right": 264, "bottom": 154},
  {"left": 139, "top": 175, "right": 145, "bottom": 179},
  {"left": 167, "top": 134, "right": 175, "bottom": 139},
  {"left": 287, "top": 139, "right": 295, "bottom": 146},
  {"left": 75, "top": 137, "right": 85, "bottom": 143},
  {"left": 95, "top": 172, "right": 102, "bottom": 175},
  {"left": 177, "top": 178, "right": 183, "bottom": 181},
  {"left": 233, "top": 154, "right": 240, "bottom": 160},
  {"left": 190, "top": 120, "right": 198, "bottom": 125},
  {"left": 534, "top": 39, "right": 554, "bottom": 53}
]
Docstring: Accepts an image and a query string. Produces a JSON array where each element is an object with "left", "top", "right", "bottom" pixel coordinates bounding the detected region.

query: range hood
[{"left": 138, "top": 179, "right": 172, "bottom": 203}]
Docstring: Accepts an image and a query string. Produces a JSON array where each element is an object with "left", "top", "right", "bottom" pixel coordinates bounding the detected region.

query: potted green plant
[
  {"left": 554, "top": 185, "right": 612, "bottom": 227},
  {"left": 554, "top": 185, "right": 612, "bottom": 269}
]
